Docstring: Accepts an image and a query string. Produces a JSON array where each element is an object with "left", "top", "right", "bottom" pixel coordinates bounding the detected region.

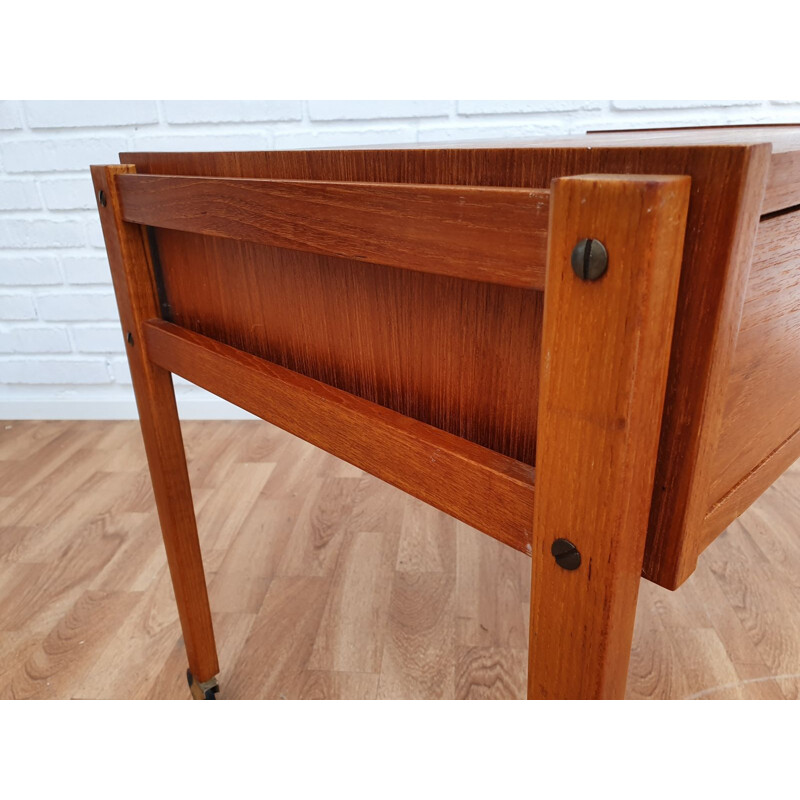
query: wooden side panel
[
  {"left": 153, "top": 229, "right": 545, "bottom": 467},
  {"left": 704, "top": 209, "right": 800, "bottom": 538},
  {"left": 528, "top": 175, "right": 690, "bottom": 699},
  {"left": 117, "top": 174, "right": 550, "bottom": 289},
  {"left": 144, "top": 320, "right": 536, "bottom": 554}
]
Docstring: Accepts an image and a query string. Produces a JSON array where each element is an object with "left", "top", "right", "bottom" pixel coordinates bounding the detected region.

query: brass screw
[
  {"left": 551, "top": 538, "right": 581, "bottom": 570},
  {"left": 571, "top": 238, "right": 608, "bottom": 281}
]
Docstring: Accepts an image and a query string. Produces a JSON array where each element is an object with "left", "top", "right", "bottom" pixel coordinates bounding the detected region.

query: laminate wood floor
[{"left": 0, "top": 419, "right": 798, "bottom": 700}]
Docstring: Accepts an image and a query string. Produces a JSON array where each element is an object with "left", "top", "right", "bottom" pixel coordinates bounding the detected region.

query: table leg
[
  {"left": 528, "top": 173, "right": 690, "bottom": 699},
  {"left": 92, "top": 165, "right": 219, "bottom": 692}
]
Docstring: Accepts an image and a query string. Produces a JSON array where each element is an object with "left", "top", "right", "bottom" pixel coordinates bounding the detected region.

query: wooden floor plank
[
  {"left": 225, "top": 576, "right": 331, "bottom": 699},
  {"left": 289, "top": 670, "right": 379, "bottom": 700},
  {"left": 71, "top": 567, "right": 183, "bottom": 699},
  {"left": 454, "top": 646, "right": 527, "bottom": 700},
  {"left": 195, "top": 461, "right": 277, "bottom": 552},
  {"left": 307, "top": 527, "right": 400, "bottom": 674},
  {"left": 377, "top": 572, "right": 456, "bottom": 699},
  {"left": 0, "top": 419, "right": 798, "bottom": 699},
  {"left": 455, "top": 522, "right": 529, "bottom": 650},
  {"left": 275, "top": 477, "right": 361, "bottom": 578},
  {"left": 396, "top": 496, "right": 457, "bottom": 574},
  {"left": 0, "top": 590, "right": 141, "bottom": 700}
]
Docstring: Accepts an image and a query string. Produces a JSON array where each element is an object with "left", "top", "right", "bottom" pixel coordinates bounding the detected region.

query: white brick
[
  {"left": 0, "top": 180, "right": 41, "bottom": 211},
  {"left": 1, "top": 136, "right": 129, "bottom": 173},
  {"left": 0, "top": 219, "right": 85, "bottom": 248},
  {"left": 109, "top": 356, "right": 131, "bottom": 384},
  {"left": 457, "top": 100, "right": 602, "bottom": 116},
  {"left": 274, "top": 127, "right": 413, "bottom": 150},
  {"left": 308, "top": 101, "right": 451, "bottom": 121},
  {"left": 40, "top": 177, "right": 97, "bottom": 210},
  {"left": 71, "top": 325, "right": 125, "bottom": 353},
  {"left": 130, "top": 133, "right": 273, "bottom": 152},
  {"left": 61, "top": 254, "right": 110, "bottom": 284},
  {"left": 0, "top": 256, "right": 62, "bottom": 286},
  {"left": 0, "top": 101, "right": 23, "bottom": 130},
  {"left": 0, "top": 293, "right": 36, "bottom": 319},
  {"left": 24, "top": 101, "right": 158, "bottom": 129},
  {"left": 85, "top": 219, "right": 106, "bottom": 249},
  {"left": 418, "top": 121, "right": 568, "bottom": 144},
  {"left": 0, "top": 358, "right": 110, "bottom": 384},
  {"left": 6, "top": 326, "right": 71, "bottom": 353},
  {"left": 36, "top": 292, "right": 118, "bottom": 322},
  {"left": 611, "top": 100, "right": 761, "bottom": 111},
  {"left": 163, "top": 101, "right": 302, "bottom": 124}
]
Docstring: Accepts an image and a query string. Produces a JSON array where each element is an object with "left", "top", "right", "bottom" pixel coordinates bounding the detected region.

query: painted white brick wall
[{"left": 1, "top": 99, "right": 799, "bottom": 420}]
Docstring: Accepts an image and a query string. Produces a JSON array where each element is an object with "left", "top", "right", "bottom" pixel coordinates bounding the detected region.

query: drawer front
[{"left": 707, "top": 208, "right": 800, "bottom": 519}]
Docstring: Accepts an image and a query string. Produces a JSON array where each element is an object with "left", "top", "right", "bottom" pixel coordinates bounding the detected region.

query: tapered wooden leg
[
  {"left": 92, "top": 165, "right": 219, "bottom": 686},
  {"left": 528, "top": 174, "right": 691, "bottom": 699}
]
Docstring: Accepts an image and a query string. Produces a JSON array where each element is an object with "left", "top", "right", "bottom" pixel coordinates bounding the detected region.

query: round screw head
[
  {"left": 551, "top": 538, "right": 581, "bottom": 570},
  {"left": 571, "top": 238, "right": 608, "bottom": 281},
  {"left": 98, "top": 189, "right": 107, "bottom": 207}
]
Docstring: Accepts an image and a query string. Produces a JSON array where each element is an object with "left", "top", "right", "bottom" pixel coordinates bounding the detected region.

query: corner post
[
  {"left": 91, "top": 164, "right": 219, "bottom": 688},
  {"left": 528, "top": 174, "right": 690, "bottom": 699}
]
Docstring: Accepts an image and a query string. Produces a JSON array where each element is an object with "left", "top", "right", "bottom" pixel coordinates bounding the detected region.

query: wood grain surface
[
  {"left": 144, "top": 319, "right": 535, "bottom": 553},
  {"left": 152, "top": 227, "right": 545, "bottom": 467},
  {"left": 120, "top": 140, "right": 777, "bottom": 589},
  {"left": 528, "top": 175, "right": 690, "bottom": 699},
  {"left": 764, "top": 149, "right": 800, "bottom": 214},
  {"left": 116, "top": 174, "right": 550, "bottom": 288},
  {"left": 90, "top": 165, "right": 219, "bottom": 682},
  {"left": 705, "top": 207, "right": 800, "bottom": 537},
  {"left": 1, "top": 420, "right": 798, "bottom": 700},
  {"left": 586, "top": 124, "right": 800, "bottom": 214}
]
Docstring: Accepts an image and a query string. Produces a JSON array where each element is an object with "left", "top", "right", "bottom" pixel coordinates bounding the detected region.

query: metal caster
[{"left": 187, "top": 668, "right": 220, "bottom": 700}]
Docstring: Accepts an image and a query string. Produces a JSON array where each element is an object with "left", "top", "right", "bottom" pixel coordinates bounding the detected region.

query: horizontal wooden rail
[
  {"left": 118, "top": 173, "right": 550, "bottom": 288},
  {"left": 143, "top": 320, "right": 536, "bottom": 553}
]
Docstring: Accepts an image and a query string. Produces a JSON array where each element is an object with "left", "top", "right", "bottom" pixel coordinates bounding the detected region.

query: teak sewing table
[{"left": 92, "top": 125, "right": 800, "bottom": 699}]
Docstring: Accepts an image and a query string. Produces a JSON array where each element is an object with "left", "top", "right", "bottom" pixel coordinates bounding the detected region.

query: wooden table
[{"left": 92, "top": 125, "right": 800, "bottom": 699}]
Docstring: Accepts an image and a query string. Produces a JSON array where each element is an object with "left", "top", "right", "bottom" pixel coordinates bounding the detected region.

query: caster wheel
[{"left": 187, "top": 668, "right": 220, "bottom": 700}]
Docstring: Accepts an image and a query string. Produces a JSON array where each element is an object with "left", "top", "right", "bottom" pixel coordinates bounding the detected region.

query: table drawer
[{"left": 705, "top": 207, "right": 800, "bottom": 536}]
